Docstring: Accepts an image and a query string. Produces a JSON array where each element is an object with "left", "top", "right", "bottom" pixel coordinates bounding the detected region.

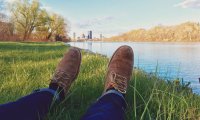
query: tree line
[
  {"left": 108, "top": 22, "right": 200, "bottom": 42},
  {"left": 0, "top": 0, "right": 69, "bottom": 42}
]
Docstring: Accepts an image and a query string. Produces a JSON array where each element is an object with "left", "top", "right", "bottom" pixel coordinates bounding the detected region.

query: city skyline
[{"left": 72, "top": 30, "right": 104, "bottom": 41}]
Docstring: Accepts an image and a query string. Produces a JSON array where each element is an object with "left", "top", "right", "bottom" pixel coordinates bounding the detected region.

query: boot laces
[
  {"left": 110, "top": 71, "right": 127, "bottom": 94},
  {"left": 50, "top": 70, "right": 71, "bottom": 89}
]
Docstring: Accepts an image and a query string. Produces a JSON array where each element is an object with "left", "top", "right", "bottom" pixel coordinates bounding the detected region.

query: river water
[{"left": 67, "top": 41, "right": 200, "bottom": 94}]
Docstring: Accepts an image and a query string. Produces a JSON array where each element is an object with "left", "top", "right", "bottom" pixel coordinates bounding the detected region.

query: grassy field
[{"left": 1, "top": 42, "right": 200, "bottom": 120}]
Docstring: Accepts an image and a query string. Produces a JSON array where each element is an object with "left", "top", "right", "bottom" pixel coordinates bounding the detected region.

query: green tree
[
  {"left": 11, "top": 0, "right": 47, "bottom": 41},
  {"left": 36, "top": 13, "right": 67, "bottom": 40}
]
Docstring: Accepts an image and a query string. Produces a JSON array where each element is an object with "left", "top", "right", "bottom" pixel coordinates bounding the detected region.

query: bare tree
[
  {"left": 0, "top": 0, "right": 6, "bottom": 21},
  {"left": 0, "top": 1, "right": 12, "bottom": 40}
]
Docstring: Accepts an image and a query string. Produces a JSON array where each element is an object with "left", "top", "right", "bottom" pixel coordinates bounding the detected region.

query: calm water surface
[{"left": 67, "top": 42, "right": 200, "bottom": 94}]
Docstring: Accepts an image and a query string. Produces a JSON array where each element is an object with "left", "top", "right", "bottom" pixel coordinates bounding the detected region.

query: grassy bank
[{"left": 0, "top": 42, "right": 200, "bottom": 120}]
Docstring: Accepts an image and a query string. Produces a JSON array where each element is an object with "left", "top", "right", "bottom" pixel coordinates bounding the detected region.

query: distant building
[
  {"left": 87, "top": 34, "right": 89, "bottom": 40},
  {"left": 73, "top": 32, "right": 76, "bottom": 41},
  {"left": 88, "top": 31, "right": 92, "bottom": 39},
  {"left": 82, "top": 34, "right": 86, "bottom": 39},
  {"left": 100, "top": 34, "right": 103, "bottom": 40}
]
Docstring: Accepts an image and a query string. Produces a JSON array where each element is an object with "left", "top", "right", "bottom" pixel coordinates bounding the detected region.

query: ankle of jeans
[
  {"left": 102, "top": 89, "right": 125, "bottom": 102},
  {"left": 32, "top": 88, "right": 60, "bottom": 101}
]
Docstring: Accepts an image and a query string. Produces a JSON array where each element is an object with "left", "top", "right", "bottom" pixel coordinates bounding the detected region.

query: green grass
[{"left": 1, "top": 42, "right": 200, "bottom": 120}]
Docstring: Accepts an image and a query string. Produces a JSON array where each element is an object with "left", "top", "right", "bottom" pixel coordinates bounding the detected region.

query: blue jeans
[{"left": 0, "top": 89, "right": 126, "bottom": 120}]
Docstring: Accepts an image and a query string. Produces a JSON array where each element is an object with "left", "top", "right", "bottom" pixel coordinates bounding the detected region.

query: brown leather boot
[
  {"left": 50, "top": 47, "right": 81, "bottom": 95},
  {"left": 104, "top": 45, "right": 134, "bottom": 94}
]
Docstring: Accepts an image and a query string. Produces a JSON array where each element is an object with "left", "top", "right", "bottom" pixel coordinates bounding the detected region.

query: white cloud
[
  {"left": 68, "top": 16, "right": 118, "bottom": 37},
  {"left": 175, "top": 0, "right": 200, "bottom": 8},
  {"left": 2, "top": 0, "right": 16, "bottom": 3},
  {"left": 76, "top": 16, "right": 115, "bottom": 29},
  {"left": 41, "top": 4, "right": 53, "bottom": 12}
]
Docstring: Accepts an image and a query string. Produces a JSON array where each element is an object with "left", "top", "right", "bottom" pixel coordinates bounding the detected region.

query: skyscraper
[
  {"left": 100, "top": 34, "right": 103, "bottom": 40},
  {"left": 88, "top": 31, "right": 92, "bottom": 39},
  {"left": 73, "top": 32, "right": 76, "bottom": 41}
]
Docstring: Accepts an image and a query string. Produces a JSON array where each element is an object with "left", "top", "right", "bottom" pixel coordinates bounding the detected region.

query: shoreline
[{"left": 66, "top": 42, "right": 196, "bottom": 95}]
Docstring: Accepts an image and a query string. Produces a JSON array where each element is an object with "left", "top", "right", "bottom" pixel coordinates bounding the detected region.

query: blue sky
[{"left": 6, "top": 0, "right": 200, "bottom": 38}]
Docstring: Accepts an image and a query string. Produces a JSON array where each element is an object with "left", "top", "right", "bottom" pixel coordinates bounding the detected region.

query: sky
[{"left": 3, "top": 0, "right": 200, "bottom": 38}]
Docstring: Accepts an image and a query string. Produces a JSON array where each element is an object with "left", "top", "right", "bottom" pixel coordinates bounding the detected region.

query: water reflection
[{"left": 67, "top": 41, "right": 200, "bottom": 94}]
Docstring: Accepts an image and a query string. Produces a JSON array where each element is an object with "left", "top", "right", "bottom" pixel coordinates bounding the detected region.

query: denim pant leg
[
  {"left": 0, "top": 88, "right": 58, "bottom": 120},
  {"left": 81, "top": 90, "right": 126, "bottom": 120}
]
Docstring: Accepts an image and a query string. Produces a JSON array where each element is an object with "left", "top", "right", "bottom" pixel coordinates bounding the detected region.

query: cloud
[
  {"left": 69, "top": 16, "right": 117, "bottom": 37},
  {"left": 41, "top": 4, "right": 53, "bottom": 12},
  {"left": 175, "top": 0, "right": 200, "bottom": 8},
  {"left": 69, "top": 16, "right": 136, "bottom": 38},
  {"left": 2, "top": 0, "right": 16, "bottom": 3},
  {"left": 76, "top": 16, "right": 115, "bottom": 29}
]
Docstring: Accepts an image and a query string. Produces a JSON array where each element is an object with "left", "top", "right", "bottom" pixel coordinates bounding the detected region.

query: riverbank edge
[{"left": 66, "top": 42, "right": 194, "bottom": 92}]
